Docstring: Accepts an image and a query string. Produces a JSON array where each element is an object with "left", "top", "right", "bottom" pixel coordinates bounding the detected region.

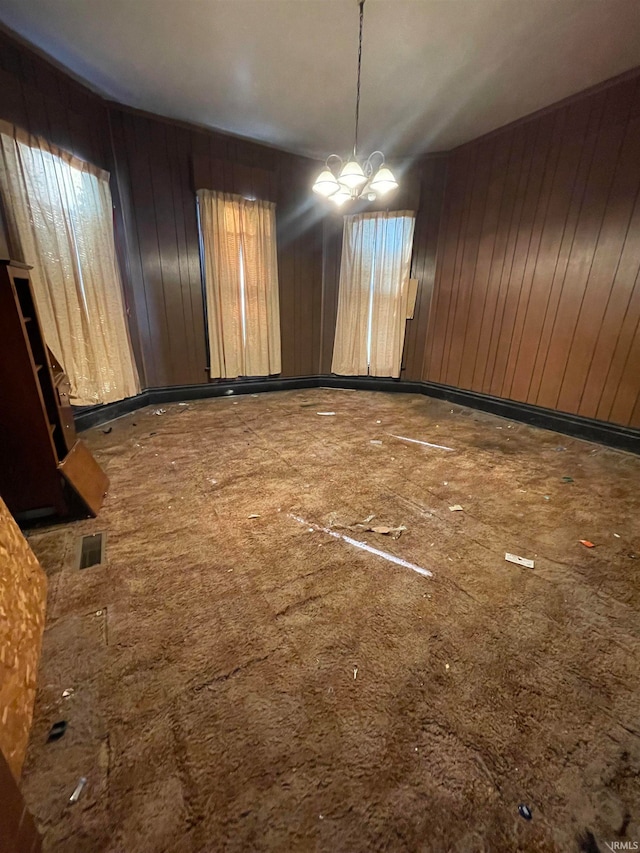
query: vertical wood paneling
[
  {"left": 402, "top": 156, "right": 447, "bottom": 381},
  {"left": 457, "top": 134, "right": 508, "bottom": 390},
  {"left": 423, "top": 70, "right": 640, "bottom": 428},
  {"left": 111, "top": 107, "right": 321, "bottom": 386},
  {"left": 469, "top": 127, "right": 517, "bottom": 389},
  {"left": 3, "top": 28, "right": 640, "bottom": 425},
  {"left": 594, "top": 267, "right": 640, "bottom": 423},
  {"left": 503, "top": 109, "right": 567, "bottom": 400},
  {"left": 0, "top": 30, "right": 324, "bottom": 389},
  {"left": 537, "top": 80, "right": 636, "bottom": 410},
  {"left": 524, "top": 93, "right": 608, "bottom": 403},
  {"left": 319, "top": 214, "right": 342, "bottom": 374},
  {"left": 511, "top": 99, "right": 592, "bottom": 403},
  {"left": 446, "top": 137, "right": 495, "bottom": 387},
  {"left": 0, "top": 31, "right": 108, "bottom": 169},
  {"left": 479, "top": 125, "right": 528, "bottom": 394},
  {"left": 423, "top": 147, "right": 473, "bottom": 382},
  {"left": 488, "top": 117, "right": 548, "bottom": 397},
  {"left": 110, "top": 109, "right": 324, "bottom": 386}
]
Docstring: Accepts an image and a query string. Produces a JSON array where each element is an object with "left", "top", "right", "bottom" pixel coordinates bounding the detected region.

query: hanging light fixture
[{"left": 312, "top": 0, "right": 398, "bottom": 205}]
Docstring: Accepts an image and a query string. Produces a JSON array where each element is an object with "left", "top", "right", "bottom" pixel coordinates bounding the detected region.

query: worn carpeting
[{"left": 21, "top": 389, "right": 640, "bottom": 853}]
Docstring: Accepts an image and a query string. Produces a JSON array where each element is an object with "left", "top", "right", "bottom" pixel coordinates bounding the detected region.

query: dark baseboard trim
[
  {"left": 419, "top": 381, "right": 639, "bottom": 453},
  {"left": 73, "top": 391, "right": 151, "bottom": 430},
  {"left": 72, "top": 375, "right": 639, "bottom": 454},
  {"left": 72, "top": 376, "right": 319, "bottom": 430}
]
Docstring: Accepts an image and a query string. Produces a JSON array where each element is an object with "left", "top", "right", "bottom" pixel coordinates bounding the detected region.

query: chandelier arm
[
  {"left": 363, "top": 150, "right": 386, "bottom": 176},
  {"left": 314, "top": 0, "right": 398, "bottom": 205},
  {"left": 326, "top": 153, "right": 344, "bottom": 173}
]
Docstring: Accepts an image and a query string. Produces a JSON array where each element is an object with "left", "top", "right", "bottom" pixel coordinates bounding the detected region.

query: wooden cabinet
[
  {"left": 0, "top": 260, "right": 109, "bottom": 522},
  {"left": 48, "top": 347, "right": 77, "bottom": 454}
]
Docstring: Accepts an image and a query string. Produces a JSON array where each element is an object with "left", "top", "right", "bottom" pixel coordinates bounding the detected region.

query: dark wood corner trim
[{"left": 72, "top": 375, "right": 639, "bottom": 454}]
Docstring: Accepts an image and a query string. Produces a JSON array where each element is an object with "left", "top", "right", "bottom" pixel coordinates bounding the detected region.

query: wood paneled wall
[
  {"left": 1, "top": 28, "right": 639, "bottom": 427},
  {"left": 403, "top": 156, "right": 448, "bottom": 381},
  {"left": 424, "top": 72, "right": 640, "bottom": 428},
  {"left": 0, "top": 29, "right": 324, "bottom": 389},
  {"left": 0, "top": 30, "right": 109, "bottom": 169},
  {"left": 109, "top": 107, "right": 324, "bottom": 387}
]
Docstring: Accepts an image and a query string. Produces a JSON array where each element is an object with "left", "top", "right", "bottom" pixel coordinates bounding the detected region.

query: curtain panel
[
  {"left": 198, "top": 190, "right": 281, "bottom": 379},
  {"left": 0, "top": 121, "right": 140, "bottom": 406},
  {"left": 332, "top": 211, "right": 416, "bottom": 378}
]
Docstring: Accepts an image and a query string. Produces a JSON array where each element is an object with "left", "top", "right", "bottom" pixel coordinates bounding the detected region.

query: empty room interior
[{"left": 1, "top": 0, "right": 640, "bottom": 851}]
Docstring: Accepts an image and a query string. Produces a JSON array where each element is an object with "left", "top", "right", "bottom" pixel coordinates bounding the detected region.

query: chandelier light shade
[
  {"left": 338, "top": 159, "right": 367, "bottom": 190},
  {"left": 330, "top": 188, "right": 353, "bottom": 207},
  {"left": 311, "top": 168, "right": 341, "bottom": 197},
  {"left": 369, "top": 166, "right": 399, "bottom": 195},
  {"left": 312, "top": 0, "right": 399, "bottom": 206}
]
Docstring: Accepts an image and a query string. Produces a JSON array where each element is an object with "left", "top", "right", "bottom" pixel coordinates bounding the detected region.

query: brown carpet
[{"left": 22, "top": 389, "right": 640, "bottom": 852}]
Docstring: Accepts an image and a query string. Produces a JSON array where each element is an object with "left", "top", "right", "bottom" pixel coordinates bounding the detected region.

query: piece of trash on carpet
[
  {"left": 390, "top": 434, "right": 454, "bottom": 451},
  {"left": 518, "top": 804, "right": 532, "bottom": 821},
  {"left": 370, "top": 440, "right": 383, "bottom": 445},
  {"left": 61, "top": 688, "right": 74, "bottom": 699},
  {"left": 178, "top": 402, "right": 188, "bottom": 406},
  {"left": 289, "top": 514, "right": 432, "bottom": 578},
  {"left": 614, "top": 533, "right": 620, "bottom": 538},
  {"left": 370, "top": 525, "right": 406, "bottom": 538},
  {"left": 248, "top": 514, "right": 260, "bottom": 519},
  {"left": 505, "top": 553, "right": 535, "bottom": 569},
  {"left": 317, "top": 412, "right": 336, "bottom": 416},
  {"left": 555, "top": 446, "right": 566, "bottom": 452},
  {"left": 69, "top": 777, "right": 87, "bottom": 804},
  {"left": 449, "top": 505, "right": 463, "bottom": 512},
  {"left": 445, "top": 663, "right": 450, "bottom": 671},
  {"left": 47, "top": 721, "right": 67, "bottom": 742},
  {"left": 562, "top": 476, "right": 574, "bottom": 483},
  {"left": 333, "top": 517, "right": 406, "bottom": 539},
  {"left": 353, "top": 665, "right": 358, "bottom": 680},
  {"left": 579, "top": 539, "right": 595, "bottom": 548},
  {"left": 102, "top": 427, "right": 112, "bottom": 435},
  {"left": 151, "top": 409, "right": 166, "bottom": 415}
]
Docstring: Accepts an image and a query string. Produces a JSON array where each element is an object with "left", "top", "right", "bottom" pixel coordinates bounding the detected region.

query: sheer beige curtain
[
  {"left": 198, "top": 190, "right": 281, "bottom": 378},
  {"left": 332, "top": 211, "right": 415, "bottom": 377},
  {"left": 0, "top": 122, "right": 139, "bottom": 406}
]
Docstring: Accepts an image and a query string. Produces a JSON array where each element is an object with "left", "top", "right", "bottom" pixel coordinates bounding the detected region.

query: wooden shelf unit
[{"left": 0, "top": 260, "right": 109, "bottom": 522}]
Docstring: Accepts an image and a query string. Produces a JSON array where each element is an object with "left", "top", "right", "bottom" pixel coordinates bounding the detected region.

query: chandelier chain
[
  {"left": 354, "top": 0, "right": 364, "bottom": 157},
  {"left": 311, "top": 0, "right": 398, "bottom": 203}
]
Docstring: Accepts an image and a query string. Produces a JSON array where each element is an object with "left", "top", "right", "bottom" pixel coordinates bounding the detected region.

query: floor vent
[{"left": 77, "top": 532, "right": 106, "bottom": 570}]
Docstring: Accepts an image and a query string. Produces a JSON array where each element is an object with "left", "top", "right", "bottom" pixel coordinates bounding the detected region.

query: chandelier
[{"left": 312, "top": 0, "right": 398, "bottom": 206}]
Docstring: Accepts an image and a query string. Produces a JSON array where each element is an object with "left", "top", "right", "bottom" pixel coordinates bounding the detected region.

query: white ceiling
[{"left": 1, "top": 0, "right": 640, "bottom": 160}]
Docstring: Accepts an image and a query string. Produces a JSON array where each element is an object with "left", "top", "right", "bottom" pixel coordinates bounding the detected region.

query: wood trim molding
[{"left": 72, "top": 376, "right": 640, "bottom": 454}]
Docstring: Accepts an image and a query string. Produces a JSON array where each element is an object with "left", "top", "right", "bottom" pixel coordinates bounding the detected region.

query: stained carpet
[{"left": 22, "top": 389, "right": 640, "bottom": 852}]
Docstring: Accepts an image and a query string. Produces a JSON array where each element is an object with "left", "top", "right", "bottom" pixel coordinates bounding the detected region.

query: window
[
  {"left": 197, "top": 190, "right": 281, "bottom": 379},
  {"left": 0, "top": 123, "right": 139, "bottom": 405},
  {"left": 332, "top": 211, "right": 416, "bottom": 377}
]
